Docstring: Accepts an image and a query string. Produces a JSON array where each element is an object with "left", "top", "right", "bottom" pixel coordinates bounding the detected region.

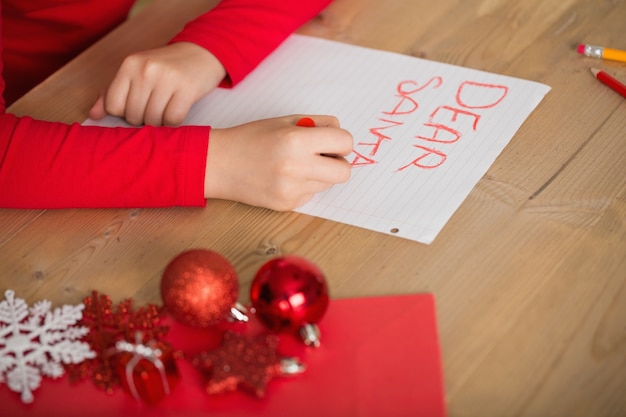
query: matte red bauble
[
  {"left": 250, "top": 256, "right": 329, "bottom": 345},
  {"left": 161, "top": 249, "right": 238, "bottom": 327}
]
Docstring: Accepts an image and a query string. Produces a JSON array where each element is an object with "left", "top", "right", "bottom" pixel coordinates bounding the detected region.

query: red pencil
[{"left": 590, "top": 68, "right": 626, "bottom": 98}]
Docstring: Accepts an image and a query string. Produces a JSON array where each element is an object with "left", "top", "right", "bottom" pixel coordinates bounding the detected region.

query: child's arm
[
  {"left": 89, "top": 0, "right": 332, "bottom": 126},
  {"left": 0, "top": 112, "right": 352, "bottom": 209}
]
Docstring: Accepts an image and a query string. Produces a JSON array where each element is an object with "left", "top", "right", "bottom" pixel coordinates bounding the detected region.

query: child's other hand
[
  {"left": 205, "top": 115, "right": 354, "bottom": 211},
  {"left": 89, "top": 42, "right": 226, "bottom": 126}
]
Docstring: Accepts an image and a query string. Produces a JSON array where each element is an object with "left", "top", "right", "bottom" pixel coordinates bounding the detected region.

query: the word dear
[{"left": 350, "top": 77, "right": 509, "bottom": 171}]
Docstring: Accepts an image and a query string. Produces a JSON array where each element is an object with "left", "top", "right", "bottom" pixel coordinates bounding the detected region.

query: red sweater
[{"left": 0, "top": 0, "right": 331, "bottom": 208}]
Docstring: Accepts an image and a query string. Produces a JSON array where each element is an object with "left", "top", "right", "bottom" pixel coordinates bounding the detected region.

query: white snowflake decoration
[{"left": 0, "top": 289, "right": 95, "bottom": 403}]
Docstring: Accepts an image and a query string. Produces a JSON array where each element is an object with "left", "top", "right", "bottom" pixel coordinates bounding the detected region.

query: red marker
[
  {"left": 296, "top": 117, "right": 316, "bottom": 127},
  {"left": 590, "top": 68, "right": 626, "bottom": 99}
]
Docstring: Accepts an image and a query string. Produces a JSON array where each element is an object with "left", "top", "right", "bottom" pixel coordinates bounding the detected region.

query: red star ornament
[{"left": 192, "top": 331, "right": 304, "bottom": 398}]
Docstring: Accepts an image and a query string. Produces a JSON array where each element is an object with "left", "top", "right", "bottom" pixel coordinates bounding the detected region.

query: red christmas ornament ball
[
  {"left": 161, "top": 249, "right": 238, "bottom": 327},
  {"left": 250, "top": 255, "right": 329, "bottom": 333}
]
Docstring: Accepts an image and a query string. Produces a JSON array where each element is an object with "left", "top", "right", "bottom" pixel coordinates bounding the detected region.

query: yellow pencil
[{"left": 577, "top": 43, "right": 626, "bottom": 64}]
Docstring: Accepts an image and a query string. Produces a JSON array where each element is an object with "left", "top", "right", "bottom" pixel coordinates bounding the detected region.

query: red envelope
[{"left": 1, "top": 294, "right": 446, "bottom": 417}]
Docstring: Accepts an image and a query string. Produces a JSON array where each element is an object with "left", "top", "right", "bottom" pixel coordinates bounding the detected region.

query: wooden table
[{"left": 4, "top": 0, "right": 626, "bottom": 415}]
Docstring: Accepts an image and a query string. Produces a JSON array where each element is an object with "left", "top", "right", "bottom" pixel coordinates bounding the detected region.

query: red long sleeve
[
  {"left": 0, "top": 0, "right": 332, "bottom": 209},
  {"left": 170, "top": 0, "right": 332, "bottom": 87},
  {"left": 0, "top": 114, "right": 209, "bottom": 208},
  {"left": 1, "top": 0, "right": 136, "bottom": 106}
]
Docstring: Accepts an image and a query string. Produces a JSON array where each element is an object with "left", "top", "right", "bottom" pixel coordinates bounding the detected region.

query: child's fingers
[
  {"left": 88, "top": 95, "right": 107, "bottom": 120},
  {"left": 162, "top": 91, "right": 195, "bottom": 126},
  {"left": 301, "top": 127, "right": 354, "bottom": 157}
]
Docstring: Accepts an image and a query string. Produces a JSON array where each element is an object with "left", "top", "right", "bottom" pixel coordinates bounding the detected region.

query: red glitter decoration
[
  {"left": 191, "top": 331, "right": 290, "bottom": 397},
  {"left": 250, "top": 256, "right": 329, "bottom": 333},
  {"left": 64, "top": 291, "right": 169, "bottom": 394},
  {"left": 161, "top": 249, "right": 238, "bottom": 327}
]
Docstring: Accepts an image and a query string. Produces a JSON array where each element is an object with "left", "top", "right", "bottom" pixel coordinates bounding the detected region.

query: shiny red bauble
[
  {"left": 161, "top": 249, "right": 238, "bottom": 327},
  {"left": 250, "top": 256, "right": 329, "bottom": 334}
]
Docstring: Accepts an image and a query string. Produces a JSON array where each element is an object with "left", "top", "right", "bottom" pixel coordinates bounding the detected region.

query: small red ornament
[
  {"left": 192, "top": 330, "right": 305, "bottom": 398},
  {"left": 161, "top": 249, "right": 239, "bottom": 327},
  {"left": 113, "top": 333, "right": 179, "bottom": 405},
  {"left": 250, "top": 256, "right": 329, "bottom": 347},
  {"left": 65, "top": 291, "right": 168, "bottom": 394}
]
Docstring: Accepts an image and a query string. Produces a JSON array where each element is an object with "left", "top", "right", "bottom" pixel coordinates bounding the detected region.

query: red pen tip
[{"left": 577, "top": 44, "right": 585, "bottom": 54}]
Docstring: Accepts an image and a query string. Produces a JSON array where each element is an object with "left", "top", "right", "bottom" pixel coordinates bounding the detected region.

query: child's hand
[
  {"left": 89, "top": 42, "right": 226, "bottom": 126},
  {"left": 205, "top": 115, "right": 354, "bottom": 211}
]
